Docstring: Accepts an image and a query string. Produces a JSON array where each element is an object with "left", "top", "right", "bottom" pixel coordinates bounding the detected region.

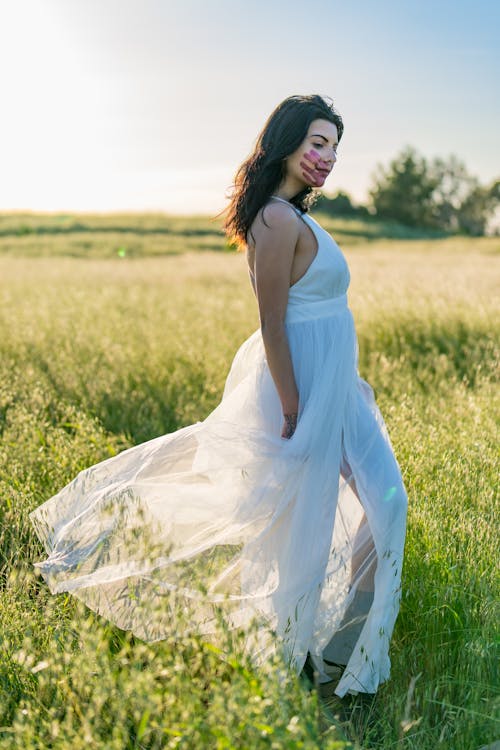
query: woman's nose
[
  {"left": 321, "top": 153, "right": 335, "bottom": 168},
  {"left": 323, "top": 149, "right": 337, "bottom": 165}
]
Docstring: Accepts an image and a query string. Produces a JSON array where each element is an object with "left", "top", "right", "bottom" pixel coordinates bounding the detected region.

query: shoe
[
  {"left": 323, "top": 657, "right": 346, "bottom": 669},
  {"left": 323, "top": 658, "right": 345, "bottom": 680},
  {"left": 318, "top": 679, "right": 340, "bottom": 699}
]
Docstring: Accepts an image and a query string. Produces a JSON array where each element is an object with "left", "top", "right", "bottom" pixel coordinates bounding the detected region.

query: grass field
[{"left": 0, "top": 212, "right": 498, "bottom": 748}]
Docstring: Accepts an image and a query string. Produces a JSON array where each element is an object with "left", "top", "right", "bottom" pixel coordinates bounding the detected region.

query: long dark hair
[{"left": 218, "top": 94, "right": 343, "bottom": 251}]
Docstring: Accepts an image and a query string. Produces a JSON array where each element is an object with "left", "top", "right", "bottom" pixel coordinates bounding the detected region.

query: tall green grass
[{"left": 0, "top": 216, "right": 498, "bottom": 748}]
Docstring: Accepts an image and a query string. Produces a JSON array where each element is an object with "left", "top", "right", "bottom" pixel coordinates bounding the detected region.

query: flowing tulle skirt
[{"left": 30, "top": 294, "right": 408, "bottom": 697}]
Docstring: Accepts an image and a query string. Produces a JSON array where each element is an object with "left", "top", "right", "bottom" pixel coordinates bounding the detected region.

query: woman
[{"left": 30, "top": 94, "right": 408, "bottom": 698}]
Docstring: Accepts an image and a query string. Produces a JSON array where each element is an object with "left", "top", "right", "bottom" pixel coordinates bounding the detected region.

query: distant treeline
[{"left": 315, "top": 145, "right": 500, "bottom": 236}]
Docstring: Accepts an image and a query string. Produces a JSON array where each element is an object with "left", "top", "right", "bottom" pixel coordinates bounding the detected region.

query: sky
[{"left": 1, "top": 0, "right": 499, "bottom": 215}]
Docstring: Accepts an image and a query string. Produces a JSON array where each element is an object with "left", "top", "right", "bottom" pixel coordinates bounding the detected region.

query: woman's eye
[{"left": 313, "top": 142, "right": 338, "bottom": 153}]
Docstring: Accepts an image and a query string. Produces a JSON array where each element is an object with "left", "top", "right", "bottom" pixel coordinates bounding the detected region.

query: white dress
[{"left": 29, "top": 195, "right": 408, "bottom": 697}]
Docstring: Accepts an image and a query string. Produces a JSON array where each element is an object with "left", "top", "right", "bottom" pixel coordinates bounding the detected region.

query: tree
[
  {"left": 457, "top": 179, "right": 500, "bottom": 236},
  {"left": 368, "top": 146, "right": 499, "bottom": 235},
  {"left": 314, "top": 190, "right": 369, "bottom": 217},
  {"left": 368, "top": 146, "right": 438, "bottom": 228},
  {"left": 427, "top": 154, "right": 478, "bottom": 232}
]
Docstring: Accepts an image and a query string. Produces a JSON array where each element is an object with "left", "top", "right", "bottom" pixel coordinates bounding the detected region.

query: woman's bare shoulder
[{"left": 246, "top": 200, "right": 299, "bottom": 248}]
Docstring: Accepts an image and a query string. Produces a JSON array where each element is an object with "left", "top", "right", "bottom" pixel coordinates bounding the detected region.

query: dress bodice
[
  {"left": 269, "top": 196, "right": 350, "bottom": 302},
  {"left": 269, "top": 196, "right": 351, "bottom": 324}
]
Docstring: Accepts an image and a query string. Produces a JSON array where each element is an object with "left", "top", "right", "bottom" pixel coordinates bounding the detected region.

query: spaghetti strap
[{"left": 269, "top": 195, "right": 304, "bottom": 217}]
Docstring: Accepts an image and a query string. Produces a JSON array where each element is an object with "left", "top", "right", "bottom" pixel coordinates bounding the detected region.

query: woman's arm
[{"left": 252, "top": 203, "right": 300, "bottom": 437}]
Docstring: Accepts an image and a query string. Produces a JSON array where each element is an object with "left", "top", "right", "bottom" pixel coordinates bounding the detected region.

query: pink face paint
[
  {"left": 300, "top": 148, "right": 329, "bottom": 186},
  {"left": 306, "top": 148, "right": 321, "bottom": 162}
]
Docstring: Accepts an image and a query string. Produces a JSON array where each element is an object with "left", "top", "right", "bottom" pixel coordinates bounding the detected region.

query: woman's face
[{"left": 285, "top": 118, "right": 339, "bottom": 189}]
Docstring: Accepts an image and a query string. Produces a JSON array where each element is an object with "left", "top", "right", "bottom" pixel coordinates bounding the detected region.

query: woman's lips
[{"left": 313, "top": 162, "right": 331, "bottom": 175}]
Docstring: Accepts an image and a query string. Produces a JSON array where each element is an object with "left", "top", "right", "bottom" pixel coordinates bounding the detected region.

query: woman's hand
[{"left": 281, "top": 412, "right": 298, "bottom": 439}]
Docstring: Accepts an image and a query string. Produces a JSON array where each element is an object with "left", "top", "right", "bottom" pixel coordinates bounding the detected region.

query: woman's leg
[
  {"left": 332, "top": 384, "right": 408, "bottom": 695},
  {"left": 339, "top": 454, "right": 377, "bottom": 592},
  {"left": 322, "top": 453, "right": 377, "bottom": 668}
]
